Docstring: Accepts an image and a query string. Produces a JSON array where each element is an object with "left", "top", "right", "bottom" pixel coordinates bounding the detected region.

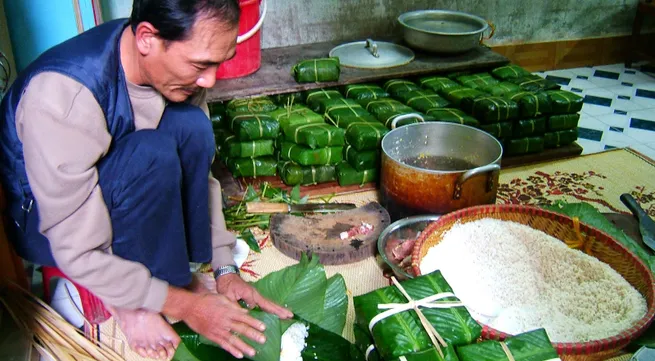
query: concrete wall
[{"left": 102, "top": 0, "right": 645, "bottom": 48}]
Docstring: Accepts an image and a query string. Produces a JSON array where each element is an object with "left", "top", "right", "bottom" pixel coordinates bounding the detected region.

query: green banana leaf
[
  {"left": 269, "top": 104, "right": 324, "bottom": 130},
  {"left": 545, "top": 90, "right": 583, "bottom": 114},
  {"left": 210, "top": 102, "right": 227, "bottom": 129},
  {"left": 229, "top": 113, "right": 280, "bottom": 141},
  {"left": 443, "top": 87, "right": 486, "bottom": 107},
  {"left": 544, "top": 129, "right": 577, "bottom": 148},
  {"left": 223, "top": 139, "right": 275, "bottom": 158},
  {"left": 345, "top": 122, "right": 389, "bottom": 151},
  {"left": 510, "top": 75, "right": 561, "bottom": 92},
  {"left": 383, "top": 79, "right": 422, "bottom": 97},
  {"left": 292, "top": 57, "right": 341, "bottom": 83},
  {"left": 342, "top": 84, "right": 390, "bottom": 101},
  {"left": 504, "top": 136, "right": 545, "bottom": 156},
  {"left": 513, "top": 117, "right": 547, "bottom": 138},
  {"left": 418, "top": 76, "right": 461, "bottom": 94},
  {"left": 490, "top": 64, "right": 532, "bottom": 80},
  {"left": 481, "top": 81, "right": 522, "bottom": 97},
  {"left": 460, "top": 96, "right": 520, "bottom": 124},
  {"left": 304, "top": 89, "right": 344, "bottom": 113},
  {"left": 480, "top": 121, "right": 514, "bottom": 139},
  {"left": 324, "top": 109, "right": 379, "bottom": 129},
  {"left": 227, "top": 157, "right": 277, "bottom": 177},
  {"left": 376, "top": 109, "right": 426, "bottom": 128},
  {"left": 359, "top": 98, "right": 415, "bottom": 118},
  {"left": 344, "top": 145, "right": 379, "bottom": 171},
  {"left": 282, "top": 122, "right": 346, "bottom": 149},
  {"left": 336, "top": 161, "right": 378, "bottom": 187},
  {"left": 547, "top": 113, "right": 580, "bottom": 131},
  {"left": 214, "top": 128, "right": 235, "bottom": 148},
  {"left": 278, "top": 161, "right": 337, "bottom": 186},
  {"left": 455, "top": 73, "right": 499, "bottom": 90},
  {"left": 354, "top": 271, "right": 481, "bottom": 360},
  {"left": 395, "top": 90, "right": 450, "bottom": 113},
  {"left": 505, "top": 91, "right": 552, "bottom": 118},
  {"left": 455, "top": 328, "right": 558, "bottom": 361},
  {"left": 273, "top": 92, "right": 305, "bottom": 106},
  {"left": 302, "top": 322, "right": 365, "bottom": 361},
  {"left": 279, "top": 142, "right": 343, "bottom": 166},
  {"left": 424, "top": 108, "right": 480, "bottom": 127},
  {"left": 227, "top": 96, "right": 278, "bottom": 114}
]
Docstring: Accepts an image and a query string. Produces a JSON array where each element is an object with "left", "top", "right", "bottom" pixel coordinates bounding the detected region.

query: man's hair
[{"left": 130, "top": 0, "right": 240, "bottom": 41}]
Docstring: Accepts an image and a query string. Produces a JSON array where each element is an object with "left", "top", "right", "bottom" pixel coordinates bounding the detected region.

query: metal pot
[
  {"left": 380, "top": 119, "right": 503, "bottom": 221},
  {"left": 398, "top": 10, "right": 494, "bottom": 54}
]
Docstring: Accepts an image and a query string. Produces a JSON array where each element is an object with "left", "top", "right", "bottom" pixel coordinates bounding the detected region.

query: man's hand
[{"left": 216, "top": 273, "right": 294, "bottom": 320}]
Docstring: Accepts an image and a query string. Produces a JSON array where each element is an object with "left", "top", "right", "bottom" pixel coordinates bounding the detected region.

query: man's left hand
[{"left": 216, "top": 273, "right": 294, "bottom": 320}]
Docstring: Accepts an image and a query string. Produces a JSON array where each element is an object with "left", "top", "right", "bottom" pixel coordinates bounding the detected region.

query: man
[{"left": 0, "top": 0, "right": 292, "bottom": 359}]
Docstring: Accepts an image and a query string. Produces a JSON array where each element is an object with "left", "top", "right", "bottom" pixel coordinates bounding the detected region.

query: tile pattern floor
[{"left": 535, "top": 63, "right": 655, "bottom": 160}]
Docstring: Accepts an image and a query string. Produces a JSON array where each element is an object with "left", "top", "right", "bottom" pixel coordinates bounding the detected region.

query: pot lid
[{"left": 329, "top": 39, "right": 415, "bottom": 69}]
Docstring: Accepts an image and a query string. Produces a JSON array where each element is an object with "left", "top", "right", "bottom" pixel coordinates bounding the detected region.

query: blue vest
[{"left": 0, "top": 19, "right": 135, "bottom": 209}]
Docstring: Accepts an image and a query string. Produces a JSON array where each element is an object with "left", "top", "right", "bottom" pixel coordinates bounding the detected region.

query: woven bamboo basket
[{"left": 410, "top": 204, "right": 655, "bottom": 361}]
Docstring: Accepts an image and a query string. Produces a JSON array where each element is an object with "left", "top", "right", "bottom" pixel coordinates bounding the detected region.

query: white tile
[
  {"left": 544, "top": 69, "right": 577, "bottom": 79},
  {"left": 629, "top": 144, "right": 655, "bottom": 160},
  {"left": 593, "top": 64, "right": 626, "bottom": 73},
  {"left": 601, "top": 130, "right": 637, "bottom": 148},
  {"left": 576, "top": 138, "right": 605, "bottom": 155},
  {"left": 596, "top": 113, "right": 632, "bottom": 128},
  {"left": 578, "top": 115, "right": 607, "bottom": 130},
  {"left": 604, "top": 85, "right": 637, "bottom": 98},
  {"left": 619, "top": 72, "right": 655, "bottom": 86},
  {"left": 567, "top": 78, "right": 598, "bottom": 91},
  {"left": 583, "top": 88, "right": 617, "bottom": 98},
  {"left": 624, "top": 127, "right": 655, "bottom": 143},
  {"left": 635, "top": 82, "right": 655, "bottom": 91},
  {"left": 632, "top": 96, "right": 655, "bottom": 109},
  {"left": 612, "top": 98, "right": 646, "bottom": 112},
  {"left": 567, "top": 67, "right": 595, "bottom": 77},
  {"left": 587, "top": 75, "right": 623, "bottom": 88},
  {"left": 629, "top": 109, "right": 655, "bottom": 122},
  {"left": 582, "top": 103, "right": 615, "bottom": 116}
]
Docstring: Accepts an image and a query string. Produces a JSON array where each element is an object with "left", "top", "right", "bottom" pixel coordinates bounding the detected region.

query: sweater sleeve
[{"left": 16, "top": 72, "right": 169, "bottom": 312}]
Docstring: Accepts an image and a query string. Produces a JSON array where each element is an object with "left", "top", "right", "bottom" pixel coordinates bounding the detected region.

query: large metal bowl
[{"left": 398, "top": 10, "right": 491, "bottom": 54}]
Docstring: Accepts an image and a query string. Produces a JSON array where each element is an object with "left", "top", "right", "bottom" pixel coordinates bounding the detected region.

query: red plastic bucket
[{"left": 216, "top": 0, "right": 267, "bottom": 79}]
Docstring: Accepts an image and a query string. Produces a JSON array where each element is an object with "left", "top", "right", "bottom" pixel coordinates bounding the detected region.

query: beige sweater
[{"left": 15, "top": 72, "right": 235, "bottom": 312}]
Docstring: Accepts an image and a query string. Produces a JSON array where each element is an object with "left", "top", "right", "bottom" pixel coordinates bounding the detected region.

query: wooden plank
[{"left": 207, "top": 41, "right": 509, "bottom": 102}]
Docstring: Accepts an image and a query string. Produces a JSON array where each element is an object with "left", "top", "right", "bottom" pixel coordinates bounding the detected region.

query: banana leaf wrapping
[
  {"left": 377, "top": 110, "right": 426, "bottom": 128},
  {"left": 513, "top": 117, "right": 547, "bottom": 137},
  {"left": 460, "top": 96, "right": 520, "bottom": 124},
  {"left": 354, "top": 271, "right": 480, "bottom": 361},
  {"left": 359, "top": 98, "right": 415, "bottom": 118},
  {"left": 291, "top": 57, "right": 341, "bottom": 83},
  {"left": 342, "top": 84, "right": 390, "bottom": 102},
  {"left": 272, "top": 91, "right": 305, "bottom": 106},
  {"left": 505, "top": 136, "right": 545, "bottom": 156},
  {"left": 443, "top": 87, "right": 486, "bottom": 107},
  {"left": 384, "top": 79, "right": 422, "bottom": 97},
  {"left": 547, "top": 113, "right": 580, "bottom": 131},
  {"left": 227, "top": 156, "right": 277, "bottom": 177},
  {"left": 344, "top": 145, "right": 380, "bottom": 171},
  {"left": 490, "top": 64, "right": 532, "bottom": 80},
  {"left": 229, "top": 113, "right": 280, "bottom": 140},
  {"left": 481, "top": 81, "right": 522, "bottom": 97},
  {"left": 269, "top": 105, "right": 324, "bottom": 130},
  {"left": 418, "top": 76, "right": 461, "bottom": 94},
  {"left": 345, "top": 122, "right": 390, "bottom": 151},
  {"left": 209, "top": 102, "right": 227, "bottom": 129},
  {"left": 223, "top": 139, "right": 275, "bottom": 158},
  {"left": 424, "top": 108, "right": 480, "bottom": 127},
  {"left": 479, "top": 121, "right": 513, "bottom": 139},
  {"left": 304, "top": 89, "right": 344, "bottom": 113},
  {"left": 510, "top": 75, "right": 561, "bottom": 92},
  {"left": 282, "top": 123, "right": 346, "bottom": 149},
  {"left": 226, "top": 96, "right": 278, "bottom": 114},
  {"left": 506, "top": 91, "right": 553, "bottom": 118},
  {"left": 278, "top": 161, "right": 336, "bottom": 186},
  {"left": 214, "top": 128, "right": 235, "bottom": 148},
  {"left": 447, "top": 71, "right": 471, "bottom": 80},
  {"left": 456, "top": 73, "right": 499, "bottom": 90},
  {"left": 546, "top": 90, "right": 584, "bottom": 114},
  {"left": 544, "top": 129, "right": 578, "bottom": 148},
  {"left": 395, "top": 90, "right": 450, "bottom": 113},
  {"left": 280, "top": 142, "right": 343, "bottom": 166},
  {"left": 455, "top": 329, "right": 559, "bottom": 361},
  {"left": 323, "top": 98, "right": 379, "bottom": 128},
  {"left": 336, "top": 161, "right": 379, "bottom": 187}
]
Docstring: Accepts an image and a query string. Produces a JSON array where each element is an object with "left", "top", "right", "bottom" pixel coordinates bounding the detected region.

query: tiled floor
[{"left": 535, "top": 63, "right": 655, "bottom": 160}]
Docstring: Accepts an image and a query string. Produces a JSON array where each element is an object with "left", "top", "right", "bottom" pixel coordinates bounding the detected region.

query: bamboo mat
[{"left": 94, "top": 148, "right": 655, "bottom": 361}]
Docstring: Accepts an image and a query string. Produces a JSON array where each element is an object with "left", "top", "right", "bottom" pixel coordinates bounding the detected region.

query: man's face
[{"left": 142, "top": 16, "right": 238, "bottom": 102}]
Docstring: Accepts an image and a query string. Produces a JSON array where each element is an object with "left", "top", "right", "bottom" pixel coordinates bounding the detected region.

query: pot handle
[
  {"left": 237, "top": 0, "right": 268, "bottom": 44},
  {"left": 480, "top": 20, "right": 496, "bottom": 44},
  {"left": 453, "top": 163, "right": 501, "bottom": 200},
  {"left": 390, "top": 113, "right": 425, "bottom": 129}
]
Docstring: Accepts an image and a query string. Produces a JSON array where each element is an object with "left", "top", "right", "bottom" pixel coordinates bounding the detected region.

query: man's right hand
[{"left": 163, "top": 287, "right": 268, "bottom": 359}]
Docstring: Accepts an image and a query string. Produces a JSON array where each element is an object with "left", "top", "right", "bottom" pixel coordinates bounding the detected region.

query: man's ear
[{"left": 134, "top": 22, "right": 161, "bottom": 56}]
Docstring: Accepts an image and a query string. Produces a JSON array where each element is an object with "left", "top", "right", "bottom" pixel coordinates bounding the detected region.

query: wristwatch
[{"left": 213, "top": 265, "right": 240, "bottom": 279}]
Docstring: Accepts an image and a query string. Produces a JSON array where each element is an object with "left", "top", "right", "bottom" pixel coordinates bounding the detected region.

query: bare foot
[
  {"left": 187, "top": 273, "right": 217, "bottom": 295},
  {"left": 109, "top": 307, "right": 181, "bottom": 360}
]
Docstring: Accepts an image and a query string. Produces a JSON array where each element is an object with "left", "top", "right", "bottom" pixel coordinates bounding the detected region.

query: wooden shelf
[{"left": 207, "top": 40, "right": 510, "bottom": 102}]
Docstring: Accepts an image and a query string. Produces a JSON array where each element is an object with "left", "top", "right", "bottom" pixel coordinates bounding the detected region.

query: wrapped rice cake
[
  {"left": 344, "top": 145, "right": 379, "bottom": 171},
  {"left": 505, "top": 136, "right": 545, "bottom": 155},
  {"left": 481, "top": 82, "right": 522, "bottom": 97},
  {"left": 280, "top": 141, "right": 343, "bottom": 166},
  {"left": 513, "top": 117, "right": 547, "bottom": 138},
  {"left": 506, "top": 91, "right": 552, "bottom": 118},
  {"left": 384, "top": 79, "right": 421, "bottom": 97},
  {"left": 278, "top": 161, "right": 336, "bottom": 186},
  {"left": 269, "top": 104, "right": 324, "bottom": 130},
  {"left": 223, "top": 139, "right": 275, "bottom": 158},
  {"left": 354, "top": 271, "right": 481, "bottom": 361},
  {"left": 546, "top": 90, "right": 583, "bottom": 114},
  {"left": 395, "top": 90, "right": 450, "bottom": 113},
  {"left": 209, "top": 102, "right": 227, "bottom": 129},
  {"left": 360, "top": 98, "right": 415, "bottom": 117},
  {"left": 304, "top": 89, "right": 344, "bottom": 113},
  {"left": 456, "top": 329, "right": 559, "bottom": 361},
  {"left": 282, "top": 122, "right": 346, "bottom": 149},
  {"left": 342, "top": 84, "right": 389, "bottom": 101},
  {"left": 291, "top": 57, "right": 341, "bottom": 83},
  {"left": 456, "top": 73, "right": 499, "bottom": 90},
  {"left": 544, "top": 129, "right": 578, "bottom": 148},
  {"left": 547, "top": 113, "right": 580, "bottom": 131},
  {"left": 226, "top": 96, "right": 278, "bottom": 114},
  {"left": 480, "top": 121, "right": 513, "bottom": 139},
  {"left": 227, "top": 156, "right": 277, "bottom": 177},
  {"left": 418, "top": 76, "right": 461, "bottom": 94},
  {"left": 229, "top": 113, "right": 280, "bottom": 141},
  {"left": 490, "top": 64, "right": 532, "bottom": 80},
  {"left": 272, "top": 91, "right": 305, "bottom": 106},
  {"left": 510, "top": 75, "right": 560, "bottom": 92},
  {"left": 443, "top": 87, "right": 486, "bottom": 107},
  {"left": 345, "top": 122, "right": 389, "bottom": 151},
  {"left": 424, "top": 108, "right": 480, "bottom": 127},
  {"left": 377, "top": 110, "right": 425, "bottom": 128},
  {"left": 323, "top": 98, "right": 379, "bottom": 128},
  {"left": 460, "top": 96, "right": 520, "bottom": 124},
  {"left": 336, "top": 161, "right": 378, "bottom": 187}
]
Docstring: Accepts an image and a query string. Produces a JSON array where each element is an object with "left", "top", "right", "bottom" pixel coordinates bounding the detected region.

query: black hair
[{"left": 130, "top": 0, "right": 240, "bottom": 41}]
